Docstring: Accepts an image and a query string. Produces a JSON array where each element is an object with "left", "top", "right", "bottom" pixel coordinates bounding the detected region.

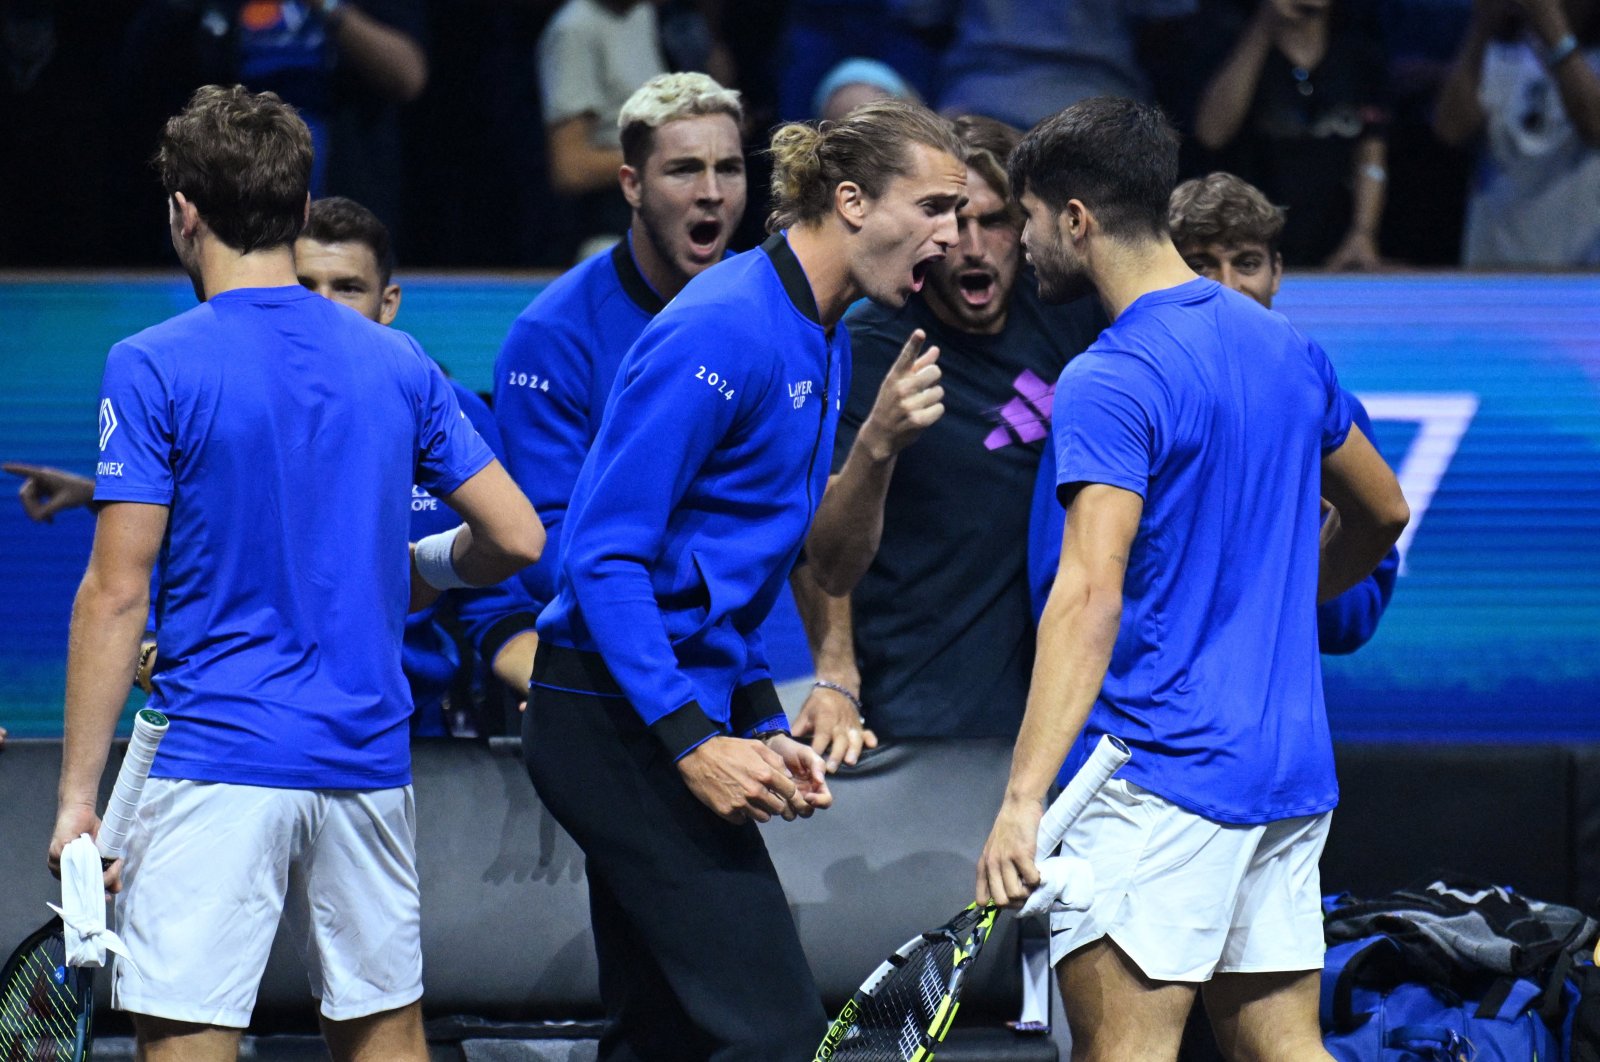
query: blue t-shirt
[
  {"left": 537, "top": 234, "right": 850, "bottom": 758},
  {"left": 1029, "top": 388, "right": 1400, "bottom": 652},
  {"left": 1050, "top": 278, "right": 1352, "bottom": 825},
  {"left": 94, "top": 286, "right": 494, "bottom": 789}
]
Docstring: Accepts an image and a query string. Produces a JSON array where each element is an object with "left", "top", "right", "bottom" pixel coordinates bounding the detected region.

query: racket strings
[
  {"left": 833, "top": 937, "right": 959, "bottom": 1061},
  {"left": 0, "top": 935, "right": 84, "bottom": 1060}
]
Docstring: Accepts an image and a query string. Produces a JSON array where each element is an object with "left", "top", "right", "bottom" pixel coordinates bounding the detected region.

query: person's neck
[
  {"left": 784, "top": 222, "right": 859, "bottom": 329},
  {"left": 195, "top": 238, "right": 299, "bottom": 301},
  {"left": 628, "top": 226, "right": 692, "bottom": 304},
  {"left": 1090, "top": 235, "right": 1200, "bottom": 321}
]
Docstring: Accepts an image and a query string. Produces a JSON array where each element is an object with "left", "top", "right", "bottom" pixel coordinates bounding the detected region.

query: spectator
[
  {"left": 1194, "top": 0, "right": 1392, "bottom": 269},
  {"left": 813, "top": 57, "right": 920, "bottom": 122},
  {"left": 793, "top": 116, "right": 1106, "bottom": 768},
  {"left": 538, "top": 0, "right": 669, "bottom": 255},
  {"left": 939, "top": 0, "right": 1197, "bottom": 131},
  {"left": 776, "top": 0, "right": 947, "bottom": 122},
  {"left": 1435, "top": 0, "right": 1600, "bottom": 267},
  {"left": 122, "top": 0, "right": 427, "bottom": 237}
]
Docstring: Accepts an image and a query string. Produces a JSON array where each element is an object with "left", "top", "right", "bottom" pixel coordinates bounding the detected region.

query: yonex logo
[{"left": 98, "top": 399, "right": 118, "bottom": 451}]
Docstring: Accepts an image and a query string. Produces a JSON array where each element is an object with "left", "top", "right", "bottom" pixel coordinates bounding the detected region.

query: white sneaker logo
[{"left": 98, "top": 400, "right": 118, "bottom": 451}]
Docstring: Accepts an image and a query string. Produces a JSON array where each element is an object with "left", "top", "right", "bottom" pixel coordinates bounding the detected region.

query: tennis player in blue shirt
[
  {"left": 48, "top": 86, "right": 542, "bottom": 1062},
  {"left": 293, "top": 195, "right": 522, "bottom": 735},
  {"left": 525, "top": 100, "right": 968, "bottom": 1060},
  {"left": 976, "top": 98, "right": 1409, "bottom": 1061},
  {"left": 1026, "top": 172, "right": 1402, "bottom": 650}
]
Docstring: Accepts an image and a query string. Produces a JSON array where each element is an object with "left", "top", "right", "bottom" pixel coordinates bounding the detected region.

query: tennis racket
[
  {"left": 813, "top": 734, "right": 1131, "bottom": 1062},
  {"left": 0, "top": 708, "right": 169, "bottom": 1062}
]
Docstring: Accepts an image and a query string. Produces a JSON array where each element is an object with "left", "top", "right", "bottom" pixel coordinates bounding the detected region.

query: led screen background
[{"left": 2, "top": 274, "right": 1596, "bottom": 740}]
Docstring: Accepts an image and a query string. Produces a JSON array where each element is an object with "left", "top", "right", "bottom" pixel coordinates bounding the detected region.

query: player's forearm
[
  {"left": 1318, "top": 508, "right": 1406, "bottom": 603},
  {"left": 59, "top": 576, "right": 149, "bottom": 809},
  {"left": 790, "top": 567, "right": 860, "bottom": 690},
  {"left": 492, "top": 630, "right": 539, "bottom": 694},
  {"left": 328, "top": 5, "right": 429, "bottom": 102},
  {"left": 1194, "top": 10, "right": 1273, "bottom": 150},
  {"left": 806, "top": 449, "right": 896, "bottom": 595},
  {"left": 1005, "top": 574, "right": 1122, "bottom": 806},
  {"left": 1533, "top": 8, "right": 1600, "bottom": 147},
  {"left": 547, "top": 130, "right": 626, "bottom": 196},
  {"left": 1347, "top": 137, "right": 1387, "bottom": 240}
]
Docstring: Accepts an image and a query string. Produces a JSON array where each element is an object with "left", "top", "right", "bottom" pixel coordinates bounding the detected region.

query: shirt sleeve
[
  {"left": 412, "top": 342, "right": 495, "bottom": 498},
  {"left": 444, "top": 382, "right": 542, "bottom": 669},
  {"left": 730, "top": 628, "right": 786, "bottom": 738},
  {"left": 1317, "top": 392, "right": 1398, "bottom": 653},
  {"left": 1027, "top": 417, "right": 1065, "bottom": 625},
  {"left": 1309, "top": 338, "right": 1354, "bottom": 456},
  {"left": 560, "top": 314, "right": 774, "bottom": 757},
  {"left": 481, "top": 312, "right": 596, "bottom": 628},
  {"left": 94, "top": 341, "right": 176, "bottom": 506},
  {"left": 538, "top": 12, "right": 606, "bottom": 127},
  {"left": 1053, "top": 351, "right": 1167, "bottom": 503}
]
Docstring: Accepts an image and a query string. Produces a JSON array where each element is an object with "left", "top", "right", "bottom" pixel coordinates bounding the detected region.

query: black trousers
[{"left": 522, "top": 645, "right": 827, "bottom": 1062}]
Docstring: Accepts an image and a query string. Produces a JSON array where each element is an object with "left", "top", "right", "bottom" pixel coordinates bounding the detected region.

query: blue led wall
[{"left": 2, "top": 274, "right": 1596, "bottom": 740}]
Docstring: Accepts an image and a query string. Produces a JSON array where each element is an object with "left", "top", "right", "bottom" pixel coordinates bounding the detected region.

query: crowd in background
[{"left": 1, "top": 0, "right": 1596, "bottom": 271}]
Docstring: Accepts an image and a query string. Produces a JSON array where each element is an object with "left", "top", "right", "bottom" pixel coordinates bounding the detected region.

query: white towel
[
  {"left": 47, "top": 834, "right": 131, "bottom": 969},
  {"left": 1018, "top": 855, "right": 1096, "bottom": 920}
]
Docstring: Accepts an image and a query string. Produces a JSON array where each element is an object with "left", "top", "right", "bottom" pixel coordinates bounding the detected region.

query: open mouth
[
  {"left": 911, "top": 255, "right": 941, "bottom": 293},
  {"left": 957, "top": 270, "right": 997, "bottom": 308},
  {"left": 687, "top": 219, "right": 722, "bottom": 259}
]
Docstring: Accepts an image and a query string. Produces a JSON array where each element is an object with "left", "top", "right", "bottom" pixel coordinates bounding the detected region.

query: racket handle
[
  {"left": 1035, "top": 735, "right": 1130, "bottom": 862},
  {"left": 97, "top": 709, "right": 169, "bottom": 860}
]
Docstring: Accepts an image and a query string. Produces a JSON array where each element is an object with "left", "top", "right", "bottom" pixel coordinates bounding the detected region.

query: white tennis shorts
[
  {"left": 1049, "top": 778, "right": 1330, "bottom": 981},
  {"left": 112, "top": 778, "right": 423, "bottom": 1027}
]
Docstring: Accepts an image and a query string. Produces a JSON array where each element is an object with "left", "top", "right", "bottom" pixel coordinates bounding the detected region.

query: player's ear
[
  {"left": 834, "top": 180, "right": 867, "bottom": 231},
  {"left": 1270, "top": 252, "right": 1284, "bottom": 298},
  {"left": 619, "top": 164, "right": 643, "bottom": 210},
  {"left": 1062, "top": 199, "right": 1090, "bottom": 244},
  {"left": 171, "top": 193, "right": 202, "bottom": 240},
  {"left": 302, "top": 193, "right": 311, "bottom": 228},
  {"left": 380, "top": 283, "right": 401, "bottom": 326}
]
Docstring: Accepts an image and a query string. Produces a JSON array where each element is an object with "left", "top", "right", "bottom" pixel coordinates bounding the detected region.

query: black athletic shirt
[{"left": 835, "top": 279, "right": 1106, "bottom": 738}]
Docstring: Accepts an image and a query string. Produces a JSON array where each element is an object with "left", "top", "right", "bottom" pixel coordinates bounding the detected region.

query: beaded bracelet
[{"left": 813, "top": 680, "right": 864, "bottom": 717}]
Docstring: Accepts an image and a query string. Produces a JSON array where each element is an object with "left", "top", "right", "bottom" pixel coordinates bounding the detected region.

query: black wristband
[
  {"left": 730, "top": 678, "right": 784, "bottom": 736},
  {"left": 649, "top": 700, "right": 722, "bottom": 761}
]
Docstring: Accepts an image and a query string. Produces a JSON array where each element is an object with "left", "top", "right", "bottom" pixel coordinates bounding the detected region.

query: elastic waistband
[{"left": 531, "top": 643, "right": 625, "bottom": 698}]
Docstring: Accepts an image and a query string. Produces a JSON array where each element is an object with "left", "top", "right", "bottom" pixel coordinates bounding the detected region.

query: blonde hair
[
  {"left": 766, "top": 99, "right": 965, "bottom": 232},
  {"left": 618, "top": 73, "right": 743, "bottom": 168},
  {"left": 1168, "top": 172, "right": 1286, "bottom": 253}
]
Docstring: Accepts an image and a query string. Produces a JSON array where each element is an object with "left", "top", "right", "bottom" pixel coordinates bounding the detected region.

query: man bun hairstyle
[
  {"left": 766, "top": 98, "right": 966, "bottom": 232},
  {"left": 303, "top": 197, "right": 396, "bottom": 287},
  {"left": 1168, "top": 172, "right": 1286, "bottom": 256},
  {"left": 1008, "top": 97, "right": 1179, "bottom": 241},
  {"left": 155, "top": 84, "right": 313, "bottom": 254},
  {"left": 618, "top": 72, "right": 744, "bottom": 170}
]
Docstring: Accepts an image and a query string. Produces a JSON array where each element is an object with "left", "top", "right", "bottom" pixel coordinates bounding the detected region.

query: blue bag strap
[{"left": 1322, "top": 935, "right": 1400, "bottom": 1031}]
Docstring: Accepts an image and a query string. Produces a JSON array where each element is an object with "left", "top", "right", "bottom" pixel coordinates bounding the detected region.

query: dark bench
[{"left": 4, "top": 736, "right": 1595, "bottom": 1060}]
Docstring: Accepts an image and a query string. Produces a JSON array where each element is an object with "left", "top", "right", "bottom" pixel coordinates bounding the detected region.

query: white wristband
[{"left": 414, "top": 525, "right": 471, "bottom": 590}]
